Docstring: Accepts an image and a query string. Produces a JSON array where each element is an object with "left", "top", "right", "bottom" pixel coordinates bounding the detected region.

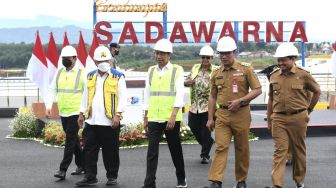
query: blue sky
[{"left": 0, "top": 0, "right": 335, "bottom": 43}]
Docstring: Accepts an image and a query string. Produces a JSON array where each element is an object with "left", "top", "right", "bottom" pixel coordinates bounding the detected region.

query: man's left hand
[
  {"left": 111, "top": 116, "right": 120, "bottom": 129},
  {"left": 228, "top": 99, "right": 241, "bottom": 111}
]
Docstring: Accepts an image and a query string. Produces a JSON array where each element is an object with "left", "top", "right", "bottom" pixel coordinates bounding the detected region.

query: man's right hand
[
  {"left": 332, "top": 41, "right": 336, "bottom": 51},
  {"left": 206, "top": 119, "right": 215, "bottom": 132},
  {"left": 184, "top": 79, "right": 195, "bottom": 87},
  {"left": 143, "top": 116, "right": 148, "bottom": 135},
  {"left": 77, "top": 113, "right": 84, "bottom": 128}
]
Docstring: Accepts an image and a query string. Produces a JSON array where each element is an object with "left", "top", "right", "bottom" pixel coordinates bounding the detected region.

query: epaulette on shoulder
[
  {"left": 241, "top": 62, "right": 251, "bottom": 67},
  {"left": 297, "top": 66, "right": 311, "bottom": 73},
  {"left": 110, "top": 68, "right": 123, "bottom": 77},
  {"left": 88, "top": 70, "right": 97, "bottom": 76},
  {"left": 270, "top": 67, "right": 280, "bottom": 75},
  {"left": 213, "top": 66, "right": 221, "bottom": 72}
]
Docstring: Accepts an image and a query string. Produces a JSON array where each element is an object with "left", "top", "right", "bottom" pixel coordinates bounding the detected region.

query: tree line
[{"left": 0, "top": 42, "right": 314, "bottom": 71}]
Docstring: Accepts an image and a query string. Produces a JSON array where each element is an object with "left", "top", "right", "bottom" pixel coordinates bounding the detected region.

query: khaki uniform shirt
[
  {"left": 269, "top": 66, "right": 320, "bottom": 113},
  {"left": 210, "top": 61, "right": 261, "bottom": 106}
]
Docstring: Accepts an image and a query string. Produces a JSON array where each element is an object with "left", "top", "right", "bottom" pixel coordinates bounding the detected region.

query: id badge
[{"left": 232, "top": 84, "right": 238, "bottom": 93}]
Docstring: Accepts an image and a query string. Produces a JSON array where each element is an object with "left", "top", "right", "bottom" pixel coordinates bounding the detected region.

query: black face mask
[
  {"left": 114, "top": 50, "right": 119, "bottom": 56},
  {"left": 62, "top": 59, "right": 72, "bottom": 68}
]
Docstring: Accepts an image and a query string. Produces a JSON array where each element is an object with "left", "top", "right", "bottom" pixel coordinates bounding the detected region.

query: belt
[
  {"left": 218, "top": 104, "right": 248, "bottom": 109},
  {"left": 275, "top": 108, "right": 306, "bottom": 115}
]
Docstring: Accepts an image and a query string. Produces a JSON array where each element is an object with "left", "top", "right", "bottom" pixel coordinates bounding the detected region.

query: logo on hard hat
[{"left": 101, "top": 51, "right": 107, "bottom": 58}]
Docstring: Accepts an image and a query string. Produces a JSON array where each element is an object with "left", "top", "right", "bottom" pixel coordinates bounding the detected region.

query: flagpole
[{"left": 37, "top": 88, "right": 40, "bottom": 103}]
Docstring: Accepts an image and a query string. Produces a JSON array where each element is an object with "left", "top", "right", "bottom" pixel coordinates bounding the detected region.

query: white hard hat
[
  {"left": 153, "top": 39, "right": 173, "bottom": 53},
  {"left": 274, "top": 43, "right": 299, "bottom": 57},
  {"left": 216, "top": 36, "right": 237, "bottom": 52},
  {"left": 94, "top": 46, "right": 112, "bottom": 61},
  {"left": 61, "top": 45, "right": 77, "bottom": 57},
  {"left": 199, "top": 45, "right": 214, "bottom": 56}
]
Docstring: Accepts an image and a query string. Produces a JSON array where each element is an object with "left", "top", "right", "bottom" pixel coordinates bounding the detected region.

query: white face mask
[{"left": 97, "top": 62, "right": 110, "bottom": 72}]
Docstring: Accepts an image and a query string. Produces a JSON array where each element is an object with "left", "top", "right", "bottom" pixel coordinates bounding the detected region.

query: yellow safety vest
[
  {"left": 147, "top": 64, "right": 183, "bottom": 121},
  {"left": 85, "top": 69, "right": 124, "bottom": 119},
  {"left": 190, "top": 64, "right": 218, "bottom": 80},
  {"left": 56, "top": 68, "right": 84, "bottom": 115}
]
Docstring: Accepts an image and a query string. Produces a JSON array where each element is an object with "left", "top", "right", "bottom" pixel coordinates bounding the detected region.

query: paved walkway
[{"left": 0, "top": 118, "right": 335, "bottom": 188}]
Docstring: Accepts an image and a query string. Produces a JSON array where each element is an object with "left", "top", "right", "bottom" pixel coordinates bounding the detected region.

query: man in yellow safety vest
[
  {"left": 47, "top": 45, "right": 86, "bottom": 180},
  {"left": 184, "top": 45, "right": 218, "bottom": 164},
  {"left": 76, "top": 46, "right": 127, "bottom": 187},
  {"left": 142, "top": 39, "right": 187, "bottom": 188}
]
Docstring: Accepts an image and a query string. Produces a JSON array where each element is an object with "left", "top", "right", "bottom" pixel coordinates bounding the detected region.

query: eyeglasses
[
  {"left": 201, "top": 56, "right": 211, "bottom": 60},
  {"left": 217, "top": 51, "right": 233, "bottom": 56}
]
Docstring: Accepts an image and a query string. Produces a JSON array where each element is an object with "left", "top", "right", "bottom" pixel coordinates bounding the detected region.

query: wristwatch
[
  {"left": 239, "top": 100, "right": 248, "bottom": 106},
  {"left": 115, "top": 112, "right": 123, "bottom": 120}
]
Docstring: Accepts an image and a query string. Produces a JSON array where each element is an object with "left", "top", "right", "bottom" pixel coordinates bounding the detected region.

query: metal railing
[{"left": 1, "top": 74, "right": 335, "bottom": 108}]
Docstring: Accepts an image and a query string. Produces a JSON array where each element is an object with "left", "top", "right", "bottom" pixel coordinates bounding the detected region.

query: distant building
[{"left": 238, "top": 51, "right": 271, "bottom": 58}]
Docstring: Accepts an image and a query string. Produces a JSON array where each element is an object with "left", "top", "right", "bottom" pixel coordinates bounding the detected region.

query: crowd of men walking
[{"left": 47, "top": 36, "right": 329, "bottom": 188}]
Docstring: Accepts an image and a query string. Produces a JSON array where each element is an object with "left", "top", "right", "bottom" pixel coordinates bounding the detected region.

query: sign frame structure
[{"left": 92, "top": 0, "right": 307, "bottom": 66}]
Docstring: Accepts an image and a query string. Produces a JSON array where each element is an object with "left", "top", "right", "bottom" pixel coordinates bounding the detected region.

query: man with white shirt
[
  {"left": 142, "top": 39, "right": 187, "bottom": 188},
  {"left": 76, "top": 46, "right": 127, "bottom": 187},
  {"left": 47, "top": 45, "right": 86, "bottom": 180}
]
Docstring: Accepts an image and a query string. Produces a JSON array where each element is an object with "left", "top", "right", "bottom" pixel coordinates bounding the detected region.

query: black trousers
[
  {"left": 188, "top": 112, "right": 213, "bottom": 159},
  {"left": 59, "top": 115, "right": 83, "bottom": 171},
  {"left": 83, "top": 123, "right": 120, "bottom": 179},
  {"left": 144, "top": 121, "right": 186, "bottom": 187}
]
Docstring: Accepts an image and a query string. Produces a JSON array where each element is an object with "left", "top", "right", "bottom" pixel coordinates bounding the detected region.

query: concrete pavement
[{"left": 1, "top": 118, "right": 335, "bottom": 188}]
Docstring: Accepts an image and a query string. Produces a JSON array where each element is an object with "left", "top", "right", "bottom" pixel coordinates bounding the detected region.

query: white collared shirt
[
  {"left": 143, "top": 62, "right": 185, "bottom": 111},
  {"left": 46, "top": 63, "right": 86, "bottom": 117},
  {"left": 80, "top": 70, "right": 127, "bottom": 126}
]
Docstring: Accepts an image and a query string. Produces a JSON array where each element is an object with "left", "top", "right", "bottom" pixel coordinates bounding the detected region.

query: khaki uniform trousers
[
  {"left": 208, "top": 106, "right": 251, "bottom": 182},
  {"left": 270, "top": 110, "right": 309, "bottom": 186}
]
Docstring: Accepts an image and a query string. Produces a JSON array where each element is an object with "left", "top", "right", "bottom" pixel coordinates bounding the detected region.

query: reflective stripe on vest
[
  {"left": 56, "top": 68, "right": 83, "bottom": 93},
  {"left": 149, "top": 66, "right": 177, "bottom": 96}
]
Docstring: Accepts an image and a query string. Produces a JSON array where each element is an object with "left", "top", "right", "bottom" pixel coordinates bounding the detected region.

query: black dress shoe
[
  {"left": 106, "top": 178, "right": 117, "bottom": 185},
  {"left": 75, "top": 177, "right": 98, "bottom": 186},
  {"left": 176, "top": 178, "right": 187, "bottom": 188},
  {"left": 71, "top": 167, "right": 85, "bottom": 175},
  {"left": 286, "top": 159, "right": 293, "bottom": 166},
  {"left": 204, "top": 181, "right": 222, "bottom": 188},
  {"left": 296, "top": 182, "right": 305, "bottom": 188},
  {"left": 234, "top": 181, "right": 246, "bottom": 188},
  {"left": 265, "top": 185, "right": 282, "bottom": 188},
  {"left": 201, "top": 157, "right": 210, "bottom": 164},
  {"left": 54, "top": 170, "right": 66, "bottom": 180}
]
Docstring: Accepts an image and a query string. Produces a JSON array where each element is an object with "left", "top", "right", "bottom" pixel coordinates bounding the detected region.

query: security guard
[
  {"left": 109, "top": 43, "right": 120, "bottom": 69},
  {"left": 204, "top": 36, "right": 262, "bottom": 188},
  {"left": 76, "top": 46, "right": 127, "bottom": 186},
  {"left": 142, "top": 39, "right": 187, "bottom": 188},
  {"left": 47, "top": 45, "right": 85, "bottom": 180},
  {"left": 265, "top": 43, "right": 320, "bottom": 188},
  {"left": 184, "top": 45, "right": 218, "bottom": 164}
]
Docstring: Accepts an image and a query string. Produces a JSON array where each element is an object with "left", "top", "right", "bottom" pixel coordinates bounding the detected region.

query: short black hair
[{"left": 109, "top": 43, "right": 120, "bottom": 48}]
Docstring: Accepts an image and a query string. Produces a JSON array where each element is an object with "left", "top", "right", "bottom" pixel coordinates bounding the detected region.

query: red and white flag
[
  {"left": 85, "top": 31, "right": 99, "bottom": 72},
  {"left": 76, "top": 31, "right": 88, "bottom": 69},
  {"left": 46, "top": 32, "right": 59, "bottom": 84},
  {"left": 26, "top": 31, "right": 49, "bottom": 102},
  {"left": 62, "top": 32, "right": 70, "bottom": 47},
  {"left": 58, "top": 32, "right": 71, "bottom": 68}
]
